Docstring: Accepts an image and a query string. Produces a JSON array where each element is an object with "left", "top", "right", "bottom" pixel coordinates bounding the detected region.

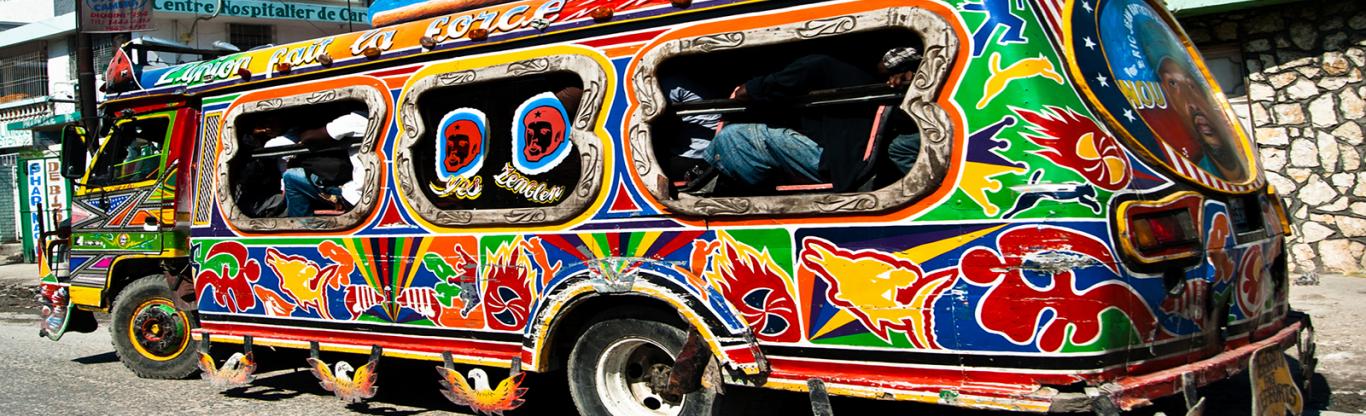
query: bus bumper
[{"left": 1050, "top": 312, "right": 1315, "bottom": 412}]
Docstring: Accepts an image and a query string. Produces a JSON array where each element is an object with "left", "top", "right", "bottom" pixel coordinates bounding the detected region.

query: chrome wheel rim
[{"left": 595, "top": 337, "right": 683, "bottom": 415}]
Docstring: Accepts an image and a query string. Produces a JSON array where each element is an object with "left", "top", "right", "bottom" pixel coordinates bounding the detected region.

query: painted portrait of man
[{"left": 1098, "top": 0, "right": 1252, "bottom": 183}]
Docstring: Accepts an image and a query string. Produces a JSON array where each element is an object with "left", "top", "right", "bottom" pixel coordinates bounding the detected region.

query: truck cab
[{"left": 38, "top": 41, "right": 215, "bottom": 378}]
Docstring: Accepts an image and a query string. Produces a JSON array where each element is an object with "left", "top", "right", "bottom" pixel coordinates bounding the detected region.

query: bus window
[
  {"left": 218, "top": 85, "right": 386, "bottom": 231},
  {"left": 88, "top": 116, "right": 169, "bottom": 188},
  {"left": 396, "top": 55, "right": 608, "bottom": 227},
  {"left": 628, "top": 7, "right": 959, "bottom": 217}
]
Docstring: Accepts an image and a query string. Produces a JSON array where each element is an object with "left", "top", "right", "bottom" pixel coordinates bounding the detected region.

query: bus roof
[{"left": 104, "top": 0, "right": 751, "bottom": 101}]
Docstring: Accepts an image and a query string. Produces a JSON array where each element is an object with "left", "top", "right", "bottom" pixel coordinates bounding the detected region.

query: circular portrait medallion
[{"left": 1068, "top": 0, "right": 1260, "bottom": 190}]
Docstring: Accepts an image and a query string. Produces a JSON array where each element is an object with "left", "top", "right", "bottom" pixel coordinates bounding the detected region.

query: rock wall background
[{"left": 1178, "top": 1, "right": 1366, "bottom": 274}]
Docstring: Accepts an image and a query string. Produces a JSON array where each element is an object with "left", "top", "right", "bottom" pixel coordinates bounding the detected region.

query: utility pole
[{"left": 74, "top": 0, "right": 100, "bottom": 151}]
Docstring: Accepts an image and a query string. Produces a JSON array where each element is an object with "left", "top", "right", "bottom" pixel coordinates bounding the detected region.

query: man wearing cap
[
  {"left": 275, "top": 111, "right": 367, "bottom": 217},
  {"left": 695, "top": 47, "right": 923, "bottom": 193}
]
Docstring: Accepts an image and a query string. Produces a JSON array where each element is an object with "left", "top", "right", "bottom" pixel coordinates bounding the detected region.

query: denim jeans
[
  {"left": 282, "top": 167, "right": 341, "bottom": 217},
  {"left": 887, "top": 132, "right": 921, "bottom": 174},
  {"left": 703, "top": 123, "right": 822, "bottom": 186}
]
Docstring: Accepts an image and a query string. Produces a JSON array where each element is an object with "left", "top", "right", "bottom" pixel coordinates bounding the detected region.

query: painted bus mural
[{"left": 38, "top": 0, "right": 1313, "bottom": 414}]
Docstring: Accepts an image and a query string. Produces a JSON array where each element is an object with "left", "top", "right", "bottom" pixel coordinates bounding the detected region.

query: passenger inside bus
[
  {"left": 230, "top": 101, "right": 368, "bottom": 218},
  {"left": 656, "top": 33, "right": 924, "bottom": 197}
]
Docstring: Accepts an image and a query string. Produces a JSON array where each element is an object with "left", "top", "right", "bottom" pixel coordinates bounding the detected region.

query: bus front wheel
[
  {"left": 110, "top": 275, "right": 198, "bottom": 379},
  {"left": 567, "top": 318, "right": 717, "bottom": 416}
]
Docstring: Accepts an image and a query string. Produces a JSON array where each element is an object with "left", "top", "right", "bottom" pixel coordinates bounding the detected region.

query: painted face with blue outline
[
  {"left": 511, "top": 92, "right": 572, "bottom": 175},
  {"left": 435, "top": 108, "right": 487, "bottom": 181}
]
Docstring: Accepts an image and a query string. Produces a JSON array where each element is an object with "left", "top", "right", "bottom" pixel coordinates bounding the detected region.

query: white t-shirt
[
  {"left": 329, "top": 112, "right": 368, "bottom": 205},
  {"left": 260, "top": 112, "right": 368, "bottom": 204}
]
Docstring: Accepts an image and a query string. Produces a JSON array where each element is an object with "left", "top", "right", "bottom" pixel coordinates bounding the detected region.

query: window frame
[
  {"left": 626, "top": 7, "right": 959, "bottom": 217},
  {"left": 216, "top": 85, "right": 387, "bottom": 232},
  {"left": 84, "top": 113, "right": 172, "bottom": 190},
  {"left": 394, "top": 54, "right": 608, "bottom": 227}
]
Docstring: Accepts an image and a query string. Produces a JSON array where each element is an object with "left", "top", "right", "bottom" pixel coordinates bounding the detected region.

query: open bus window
[
  {"left": 395, "top": 55, "right": 608, "bottom": 227},
  {"left": 217, "top": 85, "right": 386, "bottom": 232},
  {"left": 88, "top": 116, "right": 169, "bottom": 188},
  {"left": 627, "top": 7, "right": 959, "bottom": 217}
]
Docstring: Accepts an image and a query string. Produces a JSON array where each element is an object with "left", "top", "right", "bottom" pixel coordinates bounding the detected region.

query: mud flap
[
  {"left": 808, "top": 378, "right": 834, "bottom": 416},
  {"left": 1296, "top": 318, "right": 1317, "bottom": 400},
  {"left": 163, "top": 268, "right": 196, "bottom": 311},
  {"left": 436, "top": 352, "right": 528, "bottom": 414},
  {"left": 1086, "top": 387, "right": 1120, "bottom": 416},
  {"left": 306, "top": 342, "right": 382, "bottom": 403},
  {"left": 662, "top": 329, "right": 714, "bottom": 402},
  {"left": 1250, "top": 344, "right": 1304, "bottom": 416},
  {"left": 197, "top": 334, "right": 258, "bottom": 388},
  {"left": 1182, "top": 372, "right": 1204, "bottom": 416}
]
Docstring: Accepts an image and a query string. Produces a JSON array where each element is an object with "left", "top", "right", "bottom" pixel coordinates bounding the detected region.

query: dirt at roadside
[
  {"left": 0, "top": 281, "right": 38, "bottom": 316},
  {"left": 1290, "top": 274, "right": 1366, "bottom": 414}
]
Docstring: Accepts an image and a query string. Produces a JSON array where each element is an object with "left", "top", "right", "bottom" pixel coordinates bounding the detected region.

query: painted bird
[
  {"left": 436, "top": 367, "right": 527, "bottom": 415},
  {"left": 198, "top": 351, "right": 256, "bottom": 388},
  {"left": 307, "top": 357, "right": 379, "bottom": 403}
]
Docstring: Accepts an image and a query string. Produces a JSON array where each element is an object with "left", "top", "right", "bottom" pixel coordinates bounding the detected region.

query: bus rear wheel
[
  {"left": 567, "top": 318, "right": 716, "bottom": 416},
  {"left": 110, "top": 275, "right": 198, "bottom": 379}
]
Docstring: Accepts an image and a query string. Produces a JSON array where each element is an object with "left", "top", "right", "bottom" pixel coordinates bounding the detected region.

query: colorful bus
[{"left": 39, "top": 0, "right": 1314, "bottom": 414}]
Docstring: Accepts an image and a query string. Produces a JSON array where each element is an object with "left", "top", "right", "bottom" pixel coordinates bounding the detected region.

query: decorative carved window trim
[
  {"left": 627, "top": 7, "right": 959, "bottom": 217},
  {"left": 217, "top": 85, "right": 387, "bottom": 232},
  {"left": 394, "top": 54, "right": 608, "bottom": 227}
]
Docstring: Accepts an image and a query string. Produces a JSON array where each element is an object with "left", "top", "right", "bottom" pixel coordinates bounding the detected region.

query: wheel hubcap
[
  {"left": 129, "top": 300, "right": 188, "bottom": 360},
  {"left": 596, "top": 337, "right": 684, "bottom": 415}
]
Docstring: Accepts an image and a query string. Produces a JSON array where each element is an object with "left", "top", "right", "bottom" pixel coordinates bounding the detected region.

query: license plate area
[{"left": 1229, "top": 194, "right": 1265, "bottom": 236}]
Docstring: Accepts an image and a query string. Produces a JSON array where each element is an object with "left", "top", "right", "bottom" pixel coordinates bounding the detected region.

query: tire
[
  {"left": 110, "top": 275, "right": 198, "bottom": 379},
  {"left": 568, "top": 318, "right": 716, "bottom": 416}
]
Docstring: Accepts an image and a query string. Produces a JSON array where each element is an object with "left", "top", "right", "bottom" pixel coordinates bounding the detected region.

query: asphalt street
[{"left": 0, "top": 314, "right": 484, "bottom": 415}]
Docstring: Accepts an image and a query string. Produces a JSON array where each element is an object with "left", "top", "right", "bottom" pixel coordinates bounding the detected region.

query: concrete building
[
  {"left": 1171, "top": 0, "right": 1366, "bottom": 274},
  {"left": 0, "top": 0, "right": 367, "bottom": 254}
]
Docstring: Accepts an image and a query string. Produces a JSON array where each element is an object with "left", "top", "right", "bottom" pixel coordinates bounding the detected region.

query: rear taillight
[
  {"left": 1131, "top": 211, "right": 1198, "bottom": 255},
  {"left": 1118, "top": 192, "right": 1204, "bottom": 264}
]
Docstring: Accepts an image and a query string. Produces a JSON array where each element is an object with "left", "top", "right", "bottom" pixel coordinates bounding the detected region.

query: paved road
[{"left": 0, "top": 315, "right": 482, "bottom": 415}]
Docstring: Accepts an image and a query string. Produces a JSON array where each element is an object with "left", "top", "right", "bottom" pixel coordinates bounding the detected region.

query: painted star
[
  {"left": 1083, "top": 1, "right": 1093, "bottom": 13},
  {"left": 1123, "top": 109, "right": 1136, "bottom": 122},
  {"left": 1083, "top": 36, "right": 1096, "bottom": 50},
  {"left": 1096, "top": 73, "right": 1109, "bottom": 87}
]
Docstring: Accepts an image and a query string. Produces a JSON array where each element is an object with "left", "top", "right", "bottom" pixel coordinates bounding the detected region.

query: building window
[
  {"left": 217, "top": 84, "right": 388, "bottom": 232},
  {"left": 229, "top": 24, "right": 275, "bottom": 51},
  {"left": 395, "top": 54, "right": 608, "bottom": 227},
  {"left": 626, "top": 6, "right": 958, "bottom": 217},
  {"left": 1199, "top": 44, "right": 1246, "bottom": 99},
  {"left": 69, "top": 34, "right": 128, "bottom": 85},
  {"left": 0, "top": 45, "right": 48, "bottom": 104}
]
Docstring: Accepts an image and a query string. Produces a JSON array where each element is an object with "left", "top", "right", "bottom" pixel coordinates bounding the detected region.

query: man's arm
[
  {"left": 739, "top": 54, "right": 841, "bottom": 104},
  {"left": 298, "top": 112, "right": 367, "bottom": 145}
]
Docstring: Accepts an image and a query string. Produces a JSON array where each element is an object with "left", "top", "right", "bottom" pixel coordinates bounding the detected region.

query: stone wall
[{"left": 1178, "top": 1, "right": 1366, "bottom": 275}]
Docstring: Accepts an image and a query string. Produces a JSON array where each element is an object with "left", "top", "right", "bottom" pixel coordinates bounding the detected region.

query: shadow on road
[
  {"left": 87, "top": 342, "right": 1346, "bottom": 415},
  {"left": 197, "top": 346, "right": 580, "bottom": 414},
  {"left": 71, "top": 351, "right": 118, "bottom": 364}
]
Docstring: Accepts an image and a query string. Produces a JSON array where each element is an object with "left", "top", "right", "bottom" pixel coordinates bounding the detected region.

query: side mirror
[{"left": 61, "top": 125, "right": 88, "bottom": 180}]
